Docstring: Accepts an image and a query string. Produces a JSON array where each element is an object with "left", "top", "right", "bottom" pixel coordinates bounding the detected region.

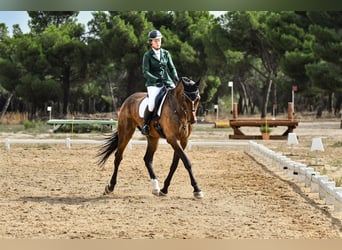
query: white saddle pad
[{"left": 138, "top": 94, "right": 167, "bottom": 118}]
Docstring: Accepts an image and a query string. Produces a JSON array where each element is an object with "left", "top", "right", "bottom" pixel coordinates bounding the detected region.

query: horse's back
[
  {"left": 125, "top": 92, "right": 147, "bottom": 108},
  {"left": 119, "top": 92, "right": 147, "bottom": 123}
]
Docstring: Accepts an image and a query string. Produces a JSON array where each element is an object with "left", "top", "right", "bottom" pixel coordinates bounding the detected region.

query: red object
[{"left": 292, "top": 85, "right": 298, "bottom": 91}]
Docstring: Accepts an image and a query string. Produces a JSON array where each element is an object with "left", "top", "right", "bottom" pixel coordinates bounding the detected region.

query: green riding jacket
[{"left": 142, "top": 48, "right": 178, "bottom": 88}]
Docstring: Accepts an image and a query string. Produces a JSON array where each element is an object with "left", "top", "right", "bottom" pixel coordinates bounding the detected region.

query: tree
[
  {"left": 28, "top": 11, "right": 79, "bottom": 33},
  {"left": 0, "top": 25, "right": 23, "bottom": 120},
  {"left": 306, "top": 11, "right": 342, "bottom": 116},
  {"left": 169, "top": 11, "right": 213, "bottom": 78},
  {"left": 25, "top": 11, "right": 87, "bottom": 115},
  {"left": 87, "top": 11, "right": 149, "bottom": 106},
  {"left": 2, "top": 10, "right": 341, "bottom": 118},
  {"left": 277, "top": 11, "right": 342, "bottom": 116},
  {"left": 13, "top": 33, "right": 63, "bottom": 118},
  {"left": 213, "top": 11, "right": 283, "bottom": 117},
  {"left": 0, "top": 58, "right": 21, "bottom": 120},
  {"left": 38, "top": 24, "right": 87, "bottom": 115},
  {"left": 16, "top": 74, "right": 61, "bottom": 115}
]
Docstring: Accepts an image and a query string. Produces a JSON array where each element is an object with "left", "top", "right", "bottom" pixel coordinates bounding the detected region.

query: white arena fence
[
  {"left": 2, "top": 138, "right": 342, "bottom": 213},
  {"left": 2, "top": 138, "right": 248, "bottom": 151},
  {"left": 3, "top": 138, "right": 102, "bottom": 150},
  {"left": 247, "top": 140, "right": 342, "bottom": 213}
]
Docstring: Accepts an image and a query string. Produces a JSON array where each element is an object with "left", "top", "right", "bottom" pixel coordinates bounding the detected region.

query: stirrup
[{"left": 141, "top": 124, "right": 150, "bottom": 135}]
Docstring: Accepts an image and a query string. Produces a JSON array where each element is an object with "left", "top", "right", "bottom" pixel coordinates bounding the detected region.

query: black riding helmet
[{"left": 148, "top": 30, "right": 163, "bottom": 41}]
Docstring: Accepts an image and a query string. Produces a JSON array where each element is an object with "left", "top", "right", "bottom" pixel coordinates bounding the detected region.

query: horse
[{"left": 97, "top": 77, "right": 203, "bottom": 199}]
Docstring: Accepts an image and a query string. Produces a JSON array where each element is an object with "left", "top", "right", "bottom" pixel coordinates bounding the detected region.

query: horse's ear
[{"left": 196, "top": 78, "right": 201, "bottom": 87}]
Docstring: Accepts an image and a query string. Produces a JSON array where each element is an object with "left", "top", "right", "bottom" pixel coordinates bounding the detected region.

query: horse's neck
[{"left": 167, "top": 91, "right": 182, "bottom": 112}]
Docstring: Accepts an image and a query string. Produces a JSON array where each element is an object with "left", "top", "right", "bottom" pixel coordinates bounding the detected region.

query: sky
[
  {"left": 0, "top": 11, "right": 224, "bottom": 36},
  {"left": 0, "top": 11, "right": 94, "bottom": 35}
]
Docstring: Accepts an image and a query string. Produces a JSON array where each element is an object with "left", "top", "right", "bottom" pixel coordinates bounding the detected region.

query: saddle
[
  {"left": 138, "top": 87, "right": 169, "bottom": 138},
  {"left": 139, "top": 87, "right": 169, "bottom": 119}
]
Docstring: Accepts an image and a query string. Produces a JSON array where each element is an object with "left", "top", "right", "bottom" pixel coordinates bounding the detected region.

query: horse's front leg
[
  {"left": 181, "top": 152, "right": 204, "bottom": 199},
  {"left": 167, "top": 137, "right": 203, "bottom": 199},
  {"left": 144, "top": 137, "right": 161, "bottom": 196}
]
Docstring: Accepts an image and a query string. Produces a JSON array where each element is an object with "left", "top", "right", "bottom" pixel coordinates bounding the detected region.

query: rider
[{"left": 141, "top": 29, "right": 179, "bottom": 135}]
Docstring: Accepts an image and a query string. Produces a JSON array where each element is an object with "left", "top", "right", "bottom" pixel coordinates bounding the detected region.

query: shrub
[{"left": 23, "top": 120, "right": 36, "bottom": 129}]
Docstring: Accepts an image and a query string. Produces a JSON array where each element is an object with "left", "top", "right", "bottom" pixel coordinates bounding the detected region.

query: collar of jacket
[{"left": 150, "top": 48, "right": 164, "bottom": 61}]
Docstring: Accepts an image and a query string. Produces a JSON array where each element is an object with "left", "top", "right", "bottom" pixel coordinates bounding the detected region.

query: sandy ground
[{"left": 0, "top": 120, "right": 342, "bottom": 239}]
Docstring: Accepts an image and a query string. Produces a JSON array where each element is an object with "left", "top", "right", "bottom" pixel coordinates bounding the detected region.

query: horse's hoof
[
  {"left": 159, "top": 191, "right": 167, "bottom": 197},
  {"left": 193, "top": 191, "right": 204, "bottom": 199},
  {"left": 152, "top": 189, "right": 160, "bottom": 196},
  {"left": 103, "top": 185, "right": 113, "bottom": 195},
  {"left": 152, "top": 189, "right": 167, "bottom": 197}
]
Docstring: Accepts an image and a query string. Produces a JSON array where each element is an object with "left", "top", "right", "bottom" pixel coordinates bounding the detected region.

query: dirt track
[{"left": 1, "top": 140, "right": 342, "bottom": 239}]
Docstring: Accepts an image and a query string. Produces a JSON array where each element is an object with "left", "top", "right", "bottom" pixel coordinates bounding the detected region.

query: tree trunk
[
  {"left": 316, "top": 94, "right": 324, "bottom": 118},
  {"left": 238, "top": 78, "right": 249, "bottom": 115},
  {"left": 328, "top": 92, "right": 333, "bottom": 114},
  {"left": 334, "top": 93, "right": 341, "bottom": 116},
  {"left": 62, "top": 68, "right": 71, "bottom": 116},
  {"left": 238, "top": 96, "right": 243, "bottom": 115},
  {"left": 261, "top": 78, "right": 272, "bottom": 118},
  {"left": 108, "top": 81, "right": 116, "bottom": 112},
  {"left": 0, "top": 92, "right": 13, "bottom": 122},
  {"left": 273, "top": 80, "right": 277, "bottom": 117}
]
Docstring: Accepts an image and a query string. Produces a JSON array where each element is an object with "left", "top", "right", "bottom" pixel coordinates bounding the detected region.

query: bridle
[{"left": 182, "top": 89, "right": 200, "bottom": 124}]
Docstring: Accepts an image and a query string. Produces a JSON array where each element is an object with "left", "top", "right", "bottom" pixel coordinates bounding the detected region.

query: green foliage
[
  {"left": 281, "top": 50, "right": 314, "bottom": 85},
  {"left": 306, "top": 61, "right": 342, "bottom": 91},
  {"left": 28, "top": 11, "right": 79, "bottom": 33},
  {"left": 56, "top": 124, "right": 111, "bottom": 133},
  {"left": 0, "top": 58, "right": 22, "bottom": 92},
  {"left": 0, "top": 11, "right": 341, "bottom": 119},
  {"left": 260, "top": 125, "right": 272, "bottom": 133},
  {"left": 16, "top": 74, "right": 61, "bottom": 106},
  {"left": 201, "top": 75, "right": 221, "bottom": 103},
  {"left": 101, "top": 95, "right": 113, "bottom": 105},
  {"left": 23, "top": 120, "right": 36, "bottom": 129},
  {"left": 0, "top": 23, "right": 9, "bottom": 40}
]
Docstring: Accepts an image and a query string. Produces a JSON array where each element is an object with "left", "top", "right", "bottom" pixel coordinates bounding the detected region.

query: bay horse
[{"left": 97, "top": 77, "right": 203, "bottom": 199}]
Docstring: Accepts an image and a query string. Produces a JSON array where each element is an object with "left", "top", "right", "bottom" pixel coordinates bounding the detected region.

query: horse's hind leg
[
  {"left": 104, "top": 124, "right": 135, "bottom": 195},
  {"left": 144, "top": 137, "right": 161, "bottom": 196},
  {"left": 104, "top": 150, "right": 122, "bottom": 194},
  {"left": 160, "top": 151, "right": 180, "bottom": 196}
]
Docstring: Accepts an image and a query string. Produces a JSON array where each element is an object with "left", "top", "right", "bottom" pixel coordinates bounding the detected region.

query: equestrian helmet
[{"left": 148, "top": 30, "right": 163, "bottom": 41}]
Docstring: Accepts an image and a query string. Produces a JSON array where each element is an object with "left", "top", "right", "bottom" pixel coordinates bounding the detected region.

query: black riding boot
[{"left": 141, "top": 107, "right": 153, "bottom": 135}]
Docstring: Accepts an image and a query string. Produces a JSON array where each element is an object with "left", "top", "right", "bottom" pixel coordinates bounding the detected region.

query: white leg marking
[{"left": 151, "top": 179, "right": 160, "bottom": 196}]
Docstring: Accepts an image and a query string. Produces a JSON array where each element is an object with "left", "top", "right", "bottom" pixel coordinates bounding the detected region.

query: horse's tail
[{"left": 97, "top": 131, "right": 119, "bottom": 167}]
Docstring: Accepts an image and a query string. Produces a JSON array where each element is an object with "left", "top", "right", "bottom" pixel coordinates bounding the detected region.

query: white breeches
[{"left": 147, "top": 86, "right": 163, "bottom": 112}]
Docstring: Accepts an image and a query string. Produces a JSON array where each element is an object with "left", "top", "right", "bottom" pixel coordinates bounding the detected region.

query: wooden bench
[
  {"left": 47, "top": 119, "right": 117, "bottom": 132},
  {"left": 229, "top": 102, "right": 299, "bottom": 140}
]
